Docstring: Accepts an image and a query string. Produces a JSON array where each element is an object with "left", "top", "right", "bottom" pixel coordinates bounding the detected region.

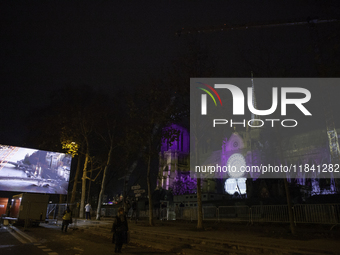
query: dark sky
[{"left": 1, "top": 0, "right": 339, "bottom": 145}]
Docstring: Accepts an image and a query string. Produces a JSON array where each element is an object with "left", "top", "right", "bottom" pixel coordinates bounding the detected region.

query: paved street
[
  {"left": 0, "top": 227, "right": 46, "bottom": 255},
  {"left": 0, "top": 224, "right": 175, "bottom": 255},
  {"left": 1, "top": 219, "right": 340, "bottom": 255}
]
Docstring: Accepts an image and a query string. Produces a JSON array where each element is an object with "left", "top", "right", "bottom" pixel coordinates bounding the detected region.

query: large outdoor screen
[{"left": 0, "top": 145, "right": 72, "bottom": 194}]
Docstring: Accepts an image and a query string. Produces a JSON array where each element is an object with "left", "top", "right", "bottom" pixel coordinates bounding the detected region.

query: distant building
[
  {"left": 157, "top": 85, "right": 339, "bottom": 204},
  {"left": 157, "top": 122, "right": 339, "bottom": 205},
  {"left": 157, "top": 124, "right": 190, "bottom": 190}
]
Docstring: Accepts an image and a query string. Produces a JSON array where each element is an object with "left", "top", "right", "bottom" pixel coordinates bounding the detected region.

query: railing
[
  {"left": 218, "top": 206, "right": 250, "bottom": 222},
  {"left": 50, "top": 203, "right": 340, "bottom": 226},
  {"left": 137, "top": 204, "right": 340, "bottom": 225},
  {"left": 293, "top": 204, "right": 340, "bottom": 225},
  {"left": 203, "top": 206, "right": 217, "bottom": 220},
  {"left": 136, "top": 209, "right": 159, "bottom": 219},
  {"left": 250, "top": 205, "right": 290, "bottom": 224},
  {"left": 101, "top": 207, "right": 118, "bottom": 217}
]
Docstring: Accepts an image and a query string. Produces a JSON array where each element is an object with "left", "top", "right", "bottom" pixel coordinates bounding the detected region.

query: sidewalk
[{"left": 73, "top": 218, "right": 340, "bottom": 254}]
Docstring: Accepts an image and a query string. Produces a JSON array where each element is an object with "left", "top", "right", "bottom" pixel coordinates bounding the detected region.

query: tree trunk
[
  {"left": 96, "top": 142, "right": 114, "bottom": 220},
  {"left": 70, "top": 154, "right": 82, "bottom": 205},
  {"left": 275, "top": 125, "right": 295, "bottom": 235},
  {"left": 147, "top": 153, "right": 154, "bottom": 226},
  {"left": 80, "top": 149, "right": 90, "bottom": 219},
  {"left": 87, "top": 162, "right": 93, "bottom": 204},
  {"left": 59, "top": 194, "right": 64, "bottom": 204},
  {"left": 196, "top": 177, "right": 203, "bottom": 230},
  {"left": 284, "top": 178, "right": 295, "bottom": 235}
]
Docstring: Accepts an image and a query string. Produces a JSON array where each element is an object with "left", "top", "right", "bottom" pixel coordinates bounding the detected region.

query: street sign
[
  {"left": 134, "top": 189, "right": 145, "bottom": 194},
  {"left": 131, "top": 185, "right": 141, "bottom": 190},
  {"left": 135, "top": 193, "right": 141, "bottom": 197}
]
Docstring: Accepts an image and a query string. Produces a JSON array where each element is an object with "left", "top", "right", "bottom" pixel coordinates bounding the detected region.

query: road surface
[{"left": 0, "top": 224, "right": 176, "bottom": 255}]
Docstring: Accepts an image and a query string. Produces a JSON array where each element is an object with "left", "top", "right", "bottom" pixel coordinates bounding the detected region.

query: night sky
[{"left": 1, "top": 1, "right": 340, "bottom": 145}]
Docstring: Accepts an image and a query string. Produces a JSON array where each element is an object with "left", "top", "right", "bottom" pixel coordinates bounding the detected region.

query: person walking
[
  {"left": 123, "top": 199, "right": 130, "bottom": 217},
  {"left": 130, "top": 200, "right": 137, "bottom": 223},
  {"left": 85, "top": 203, "right": 91, "bottom": 220},
  {"left": 61, "top": 206, "right": 72, "bottom": 232},
  {"left": 111, "top": 207, "right": 129, "bottom": 253}
]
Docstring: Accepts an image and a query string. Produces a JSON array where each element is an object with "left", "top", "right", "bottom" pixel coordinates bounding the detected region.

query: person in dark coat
[
  {"left": 130, "top": 200, "right": 138, "bottom": 223},
  {"left": 111, "top": 207, "right": 128, "bottom": 253}
]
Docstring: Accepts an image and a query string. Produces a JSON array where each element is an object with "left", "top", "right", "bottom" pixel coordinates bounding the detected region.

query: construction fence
[
  {"left": 46, "top": 203, "right": 340, "bottom": 226},
  {"left": 138, "top": 204, "right": 340, "bottom": 225}
]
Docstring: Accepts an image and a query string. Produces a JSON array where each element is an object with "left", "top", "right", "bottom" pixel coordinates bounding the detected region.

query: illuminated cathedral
[{"left": 157, "top": 85, "right": 339, "bottom": 203}]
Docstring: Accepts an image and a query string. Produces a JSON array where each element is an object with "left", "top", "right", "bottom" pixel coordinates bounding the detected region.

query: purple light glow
[
  {"left": 160, "top": 124, "right": 189, "bottom": 153},
  {"left": 172, "top": 172, "right": 197, "bottom": 195}
]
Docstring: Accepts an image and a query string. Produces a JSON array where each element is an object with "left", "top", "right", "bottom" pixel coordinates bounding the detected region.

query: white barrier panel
[
  {"left": 167, "top": 206, "right": 176, "bottom": 220},
  {"left": 180, "top": 207, "right": 197, "bottom": 221}
]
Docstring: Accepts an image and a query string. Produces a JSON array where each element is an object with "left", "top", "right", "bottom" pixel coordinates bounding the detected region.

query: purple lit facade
[
  {"left": 158, "top": 124, "right": 339, "bottom": 199},
  {"left": 158, "top": 124, "right": 190, "bottom": 190},
  {"left": 159, "top": 85, "right": 339, "bottom": 201}
]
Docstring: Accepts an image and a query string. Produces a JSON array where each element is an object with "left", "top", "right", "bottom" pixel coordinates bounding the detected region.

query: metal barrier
[
  {"left": 167, "top": 206, "right": 176, "bottom": 220},
  {"left": 46, "top": 203, "right": 72, "bottom": 220},
  {"left": 158, "top": 207, "right": 176, "bottom": 221},
  {"left": 203, "top": 206, "right": 218, "bottom": 220},
  {"left": 175, "top": 207, "right": 198, "bottom": 221},
  {"left": 101, "top": 207, "right": 118, "bottom": 217},
  {"left": 120, "top": 203, "right": 340, "bottom": 225},
  {"left": 160, "top": 208, "right": 167, "bottom": 220},
  {"left": 175, "top": 207, "right": 184, "bottom": 220},
  {"left": 293, "top": 204, "right": 340, "bottom": 225},
  {"left": 137, "top": 209, "right": 159, "bottom": 219},
  {"left": 218, "top": 206, "right": 250, "bottom": 222},
  {"left": 180, "top": 207, "right": 192, "bottom": 220},
  {"left": 45, "top": 203, "right": 78, "bottom": 229},
  {"left": 251, "top": 205, "right": 289, "bottom": 224}
]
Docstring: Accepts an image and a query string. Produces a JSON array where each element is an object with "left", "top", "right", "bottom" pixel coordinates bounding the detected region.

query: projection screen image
[{"left": 0, "top": 145, "right": 72, "bottom": 194}]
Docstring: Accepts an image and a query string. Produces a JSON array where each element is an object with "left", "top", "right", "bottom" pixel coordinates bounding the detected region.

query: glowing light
[{"left": 224, "top": 178, "right": 247, "bottom": 195}]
